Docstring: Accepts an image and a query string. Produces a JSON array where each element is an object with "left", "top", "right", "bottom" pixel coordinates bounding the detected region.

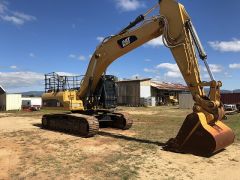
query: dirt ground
[{"left": 0, "top": 107, "right": 240, "bottom": 180}]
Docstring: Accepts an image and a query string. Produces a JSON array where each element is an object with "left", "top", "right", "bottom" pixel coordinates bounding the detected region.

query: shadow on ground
[
  {"left": 98, "top": 131, "right": 166, "bottom": 147},
  {"left": 32, "top": 123, "right": 224, "bottom": 157},
  {"left": 32, "top": 123, "right": 165, "bottom": 146}
]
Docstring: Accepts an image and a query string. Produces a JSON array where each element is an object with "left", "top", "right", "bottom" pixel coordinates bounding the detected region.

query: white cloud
[
  {"left": 0, "top": 2, "right": 7, "bottom": 14},
  {"left": 204, "top": 64, "right": 223, "bottom": 73},
  {"left": 68, "top": 54, "right": 86, "bottom": 61},
  {"left": 69, "top": 54, "right": 76, "bottom": 58},
  {"left": 56, "top": 72, "right": 78, "bottom": 76},
  {"left": 10, "top": 65, "right": 17, "bottom": 69},
  {"left": 0, "top": 71, "right": 43, "bottom": 89},
  {"left": 152, "top": 76, "right": 162, "bottom": 81},
  {"left": 156, "top": 63, "right": 178, "bottom": 71},
  {"left": 208, "top": 39, "right": 240, "bottom": 52},
  {"left": 229, "top": 63, "right": 240, "bottom": 69},
  {"left": 0, "top": 15, "right": 24, "bottom": 25},
  {"left": 143, "top": 68, "right": 157, "bottom": 73},
  {"left": 144, "top": 59, "right": 151, "bottom": 62},
  {"left": 164, "top": 71, "right": 182, "bottom": 78},
  {"left": 0, "top": 2, "right": 36, "bottom": 25},
  {"left": 97, "top": 36, "right": 104, "bottom": 42},
  {"left": 89, "top": 54, "right": 93, "bottom": 59},
  {"left": 156, "top": 63, "right": 182, "bottom": 78},
  {"left": 146, "top": 36, "right": 163, "bottom": 48},
  {"left": 13, "top": 12, "right": 36, "bottom": 21},
  {"left": 115, "top": 0, "right": 145, "bottom": 11},
  {"left": 78, "top": 55, "right": 86, "bottom": 61},
  {"left": 29, "top": 53, "right": 35, "bottom": 58}
]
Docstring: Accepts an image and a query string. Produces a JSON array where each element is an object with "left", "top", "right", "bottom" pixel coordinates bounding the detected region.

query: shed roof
[
  {"left": 117, "top": 78, "right": 151, "bottom": 83},
  {"left": 0, "top": 86, "right": 6, "bottom": 94},
  {"left": 151, "top": 81, "right": 188, "bottom": 91}
]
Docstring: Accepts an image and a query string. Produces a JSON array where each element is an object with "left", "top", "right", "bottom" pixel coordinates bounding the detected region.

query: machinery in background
[
  {"left": 43, "top": 72, "right": 118, "bottom": 111},
  {"left": 168, "top": 95, "right": 179, "bottom": 105},
  {"left": 223, "top": 104, "right": 239, "bottom": 115},
  {"left": 42, "top": 72, "right": 131, "bottom": 137},
  {"left": 42, "top": 0, "right": 235, "bottom": 156}
]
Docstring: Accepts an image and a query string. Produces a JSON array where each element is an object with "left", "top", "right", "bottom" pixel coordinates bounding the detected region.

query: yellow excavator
[{"left": 42, "top": 0, "right": 235, "bottom": 156}]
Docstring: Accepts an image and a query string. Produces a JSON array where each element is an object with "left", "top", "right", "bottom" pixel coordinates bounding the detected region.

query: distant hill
[
  {"left": 204, "top": 88, "right": 233, "bottom": 94},
  {"left": 233, "top": 89, "right": 240, "bottom": 93},
  {"left": 221, "top": 90, "right": 233, "bottom": 94},
  {"left": 21, "top": 91, "right": 44, "bottom": 97}
]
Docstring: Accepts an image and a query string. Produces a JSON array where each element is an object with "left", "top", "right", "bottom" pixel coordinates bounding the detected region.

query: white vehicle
[{"left": 224, "top": 104, "right": 237, "bottom": 111}]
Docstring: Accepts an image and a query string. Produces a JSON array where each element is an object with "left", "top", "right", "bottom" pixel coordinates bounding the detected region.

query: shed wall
[
  {"left": 221, "top": 93, "right": 240, "bottom": 104},
  {"left": 179, "top": 93, "right": 194, "bottom": 109},
  {"left": 6, "top": 94, "right": 22, "bottom": 111},
  {"left": 117, "top": 81, "right": 140, "bottom": 106},
  {"left": 140, "top": 86, "right": 151, "bottom": 98},
  {"left": 0, "top": 94, "right": 6, "bottom": 111}
]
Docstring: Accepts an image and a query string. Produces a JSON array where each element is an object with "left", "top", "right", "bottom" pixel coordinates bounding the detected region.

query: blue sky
[{"left": 0, "top": 0, "right": 240, "bottom": 92}]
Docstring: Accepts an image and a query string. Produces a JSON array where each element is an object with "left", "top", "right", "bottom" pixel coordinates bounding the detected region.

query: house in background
[
  {"left": 116, "top": 78, "right": 188, "bottom": 106},
  {"left": 0, "top": 86, "right": 22, "bottom": 111}
]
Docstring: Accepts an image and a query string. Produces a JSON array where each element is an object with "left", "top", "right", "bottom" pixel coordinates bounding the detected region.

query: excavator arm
[
  {"left": 77, "top": 0, "right": 234, "bottom": 155},
  {"left": 78, "top": 15, "right": 163, "bottom": 99}
]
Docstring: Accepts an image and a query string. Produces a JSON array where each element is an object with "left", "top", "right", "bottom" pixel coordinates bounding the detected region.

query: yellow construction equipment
[{"left": 42, "top": 0, "right": 234, "bottom": 156}]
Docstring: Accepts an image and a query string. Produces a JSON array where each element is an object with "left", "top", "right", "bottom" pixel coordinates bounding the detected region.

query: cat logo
[
  {"left": 122, "top": 37, "right": 131, "bottom": 48},
  {"left": 117, "top": 36, "right": 137, "bottom": 48}
]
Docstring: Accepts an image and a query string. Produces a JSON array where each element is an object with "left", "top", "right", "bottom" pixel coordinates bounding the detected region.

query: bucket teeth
[{"left": 163, "top": 112, "right": 235, "bottom": 156}]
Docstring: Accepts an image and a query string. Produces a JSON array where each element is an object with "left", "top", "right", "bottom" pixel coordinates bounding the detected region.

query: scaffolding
[{"left": 44, "top": 72, "right": 83, "bottom": 93}]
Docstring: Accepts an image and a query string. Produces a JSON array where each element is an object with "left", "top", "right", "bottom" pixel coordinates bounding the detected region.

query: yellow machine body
[{"left": 42, "top": 90, "right": 84, "bottom": 111}]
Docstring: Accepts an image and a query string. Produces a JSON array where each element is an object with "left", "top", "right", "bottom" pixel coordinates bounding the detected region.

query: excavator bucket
[{"left": 164, "top": 112, "right": 235, "bottom": 156}]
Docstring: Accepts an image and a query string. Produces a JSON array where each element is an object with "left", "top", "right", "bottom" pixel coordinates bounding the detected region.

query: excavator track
[
  {"left": 42, "top": 113, "right": 99, "bottom": 137},
  {"left": 111, "top": 112, "right": 133, "bottom": 130},
  {"left": 76, "top": 110, "right": 133, "bottom": 130}
]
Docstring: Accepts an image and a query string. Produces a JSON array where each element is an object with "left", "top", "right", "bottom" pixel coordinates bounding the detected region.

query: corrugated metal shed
[
  {"left": 179, "top": 93, "right": 195, "bottom": 109},
  {"left": 0, "top": 86, "right": 6, "bottom": 94},
  {"left": 221, "top": 93, "right": 240, "bottom": 104},
  {"left": 117, "top": 78, "right": 151, "bottom": 106},
  {"left": 151, "top": 81, "right": 188, "bottom": 91},
  {"left": 117, "top": 79, "right": 189, "bottom": 106}
]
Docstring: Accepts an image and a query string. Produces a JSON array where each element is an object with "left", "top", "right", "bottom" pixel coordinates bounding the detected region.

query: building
[
  {"left": 179, "top": 92, "right": 240, "bottom": 109},
  {"left": 116, "top": 78, "right": 188, "bottom": 106},
  {"left": 0, "top": 86, "right": 22, "bottom": 111},
  {"left": 117, "top": 78, "right": 151, "bottom": 106},
  {"left": 221, "top": 93, "right": 240, "bottom": 105},
  {"left": 22, "top": 97, "right": 42, "bottom": 110},
  {"left": 179, "top": 93, "right": 194, "bottom": 109},
  {"left": 151, "top": 81, "right": 189, "bottom": 105}
]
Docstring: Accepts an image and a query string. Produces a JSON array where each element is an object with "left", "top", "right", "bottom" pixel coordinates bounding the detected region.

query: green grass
[
  {"left": 0, "top": 109, "right": 70, "bottom": 118},
  {"left": 224, "top": 113, "right": 240, "bottom": 141}
]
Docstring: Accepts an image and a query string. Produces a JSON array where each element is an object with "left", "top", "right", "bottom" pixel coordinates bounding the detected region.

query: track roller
[{"left": 42, "top": 113, "right": 99, "bottom": 137}]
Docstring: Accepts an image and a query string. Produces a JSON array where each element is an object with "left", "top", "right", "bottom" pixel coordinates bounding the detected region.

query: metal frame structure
[{"left": 44, "top": 72, "right": 83, "bottom": 93}]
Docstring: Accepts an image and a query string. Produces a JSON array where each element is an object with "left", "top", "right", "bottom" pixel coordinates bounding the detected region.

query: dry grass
[{"left": 0, "top": 106, "right": 240, "bottom": 179}]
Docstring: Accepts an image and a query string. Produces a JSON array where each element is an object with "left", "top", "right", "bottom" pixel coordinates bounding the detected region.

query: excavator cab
[{"left": 84, "top": 75, "right": 118, "bottom": 110}]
